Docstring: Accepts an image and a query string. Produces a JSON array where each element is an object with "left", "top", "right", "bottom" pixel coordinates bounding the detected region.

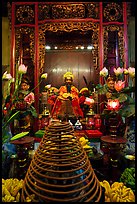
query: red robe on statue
[{"left": 51, "top": 85, "right": 83, "bottom": 119}]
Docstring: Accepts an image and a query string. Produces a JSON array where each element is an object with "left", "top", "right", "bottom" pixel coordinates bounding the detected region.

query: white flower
[
  {"left": 100, "top": 67, "right": 108, "bottom": 77},
  {"left": 18, "top": 64, "right": 27, "bottom": 74},
  {"left": 114, "top": 67, "right": 123, "bottom": 76},
  {"left": 2, "top": 71, "right": 12, "bottom": 80},
  {"left": 84, "top": 97, "right": 95, "bottom": 105},
  {"left": 41, "top": 73, "right": 48, "bottom": 79},
  {"left": 128, "top": 67, "right": 135, "bottom": 78},
  {"left": 45, "top": 84, "right": 51, "bottom": 89}
]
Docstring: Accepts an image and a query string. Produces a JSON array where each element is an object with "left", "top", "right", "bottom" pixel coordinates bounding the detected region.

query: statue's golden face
[
  {"left": 65, "top": 77, "right": 73, "bottom": 85},
  {"left": 21, "top": 82, "right": 30, "bottom": 91},
  {"left": 107, "top": 80, "right": 115, "bottom": 91}
]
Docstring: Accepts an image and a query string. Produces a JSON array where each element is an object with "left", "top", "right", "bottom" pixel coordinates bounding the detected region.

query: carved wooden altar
[{"left": 8, "top": 2, "right": 130, "bottom": 132}]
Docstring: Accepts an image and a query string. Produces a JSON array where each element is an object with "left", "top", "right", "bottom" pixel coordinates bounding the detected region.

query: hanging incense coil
[{"left": 21, "top": 121, "right": 104, "bottom": 202}]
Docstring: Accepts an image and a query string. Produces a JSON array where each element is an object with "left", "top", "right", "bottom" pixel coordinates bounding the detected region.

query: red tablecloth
[{"left": 85, "top": 130, "right": 103, "bottom": 138}]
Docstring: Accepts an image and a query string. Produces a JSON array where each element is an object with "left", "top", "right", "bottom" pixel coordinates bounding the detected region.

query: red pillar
[
  {"left": 123, "top": 2, "right": 129, "bottom": 69},
  {"left": 10, "top": 2, "right": 15, "bottom": 78},
  {"left": 34, "top": 2, "right": 39, "bottom": 132},
  {"left": 99, "top": 2, "right": 104, "bottom": 85},
  {"left": 123, "top": 2, "right": 129, "bottom": 86}
]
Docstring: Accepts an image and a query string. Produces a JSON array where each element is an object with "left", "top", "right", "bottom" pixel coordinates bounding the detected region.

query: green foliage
[
  {"left": 10, "top": 132, "right": 29, "bottom": 141},
  {"left": 2, "top": 111, "right": 20, "bottom": 130},
  {"left": 95, "top": 83, "right": 135, "bottom": 118},
  {"left": 120, "top": 168, "right": 135, "bottom": 191}
]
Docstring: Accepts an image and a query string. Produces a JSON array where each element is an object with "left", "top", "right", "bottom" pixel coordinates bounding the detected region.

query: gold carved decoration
[
  {"left": 39, "top": 21, "right": 99, "bottom": 74},
  {"left": 15, "top": 27, "right": 35, "bottom": 64},
  {"left": 38, "top": 4, "right": 50, "bottom": 20},
  {"left": 16, "top": 5, "right": 35, "bottom": 24},
  {"left": 52, "top": 4, "right": 85, "bottom": 19},
  {"left": 103, "top": 3, "right": 122, "bottom": 22},
  {"left": 103, "top": 25, "right": 124, "bottom": 63},
  {"left": 37, "top": 3, "right": 99, "bottom": 21},
  {"left": 87, "top": 3, "right": 99, "bottom": 19}
]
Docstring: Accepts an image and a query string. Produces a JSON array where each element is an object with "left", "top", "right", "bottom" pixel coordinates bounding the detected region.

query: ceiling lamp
[
  {"left": 45, "top": 45, "right": 51, "bottom": 50},
  {"left": 87, "top": 45, "right": 94, "bottom": 50},
  {"left": 80, "top": 46, "right": 84, "bottom": 49}
]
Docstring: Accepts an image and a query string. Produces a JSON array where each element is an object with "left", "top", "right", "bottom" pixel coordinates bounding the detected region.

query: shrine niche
[
  {"left": 8, "top": 2, "right": 129, "bottom": 120},
  {"left": 39, "top": 21, "right": 99, "bottom": 75}
]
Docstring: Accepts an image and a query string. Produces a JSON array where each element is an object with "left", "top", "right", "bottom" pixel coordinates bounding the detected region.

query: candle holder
[
  {"left": 41, "top": 107, "right": 50, "bottom": 129},
  {"left": 94, "top": 114, "right": 102, "bottom": 130},
  {"left": 107, "top": 99, "right": 120, "bottom": 139},
  {"left": 85, "top": 97, "right": 95, "bottom": 129},
  {"left": 10, "top": 136, "right": 34, "bottom": 179},
  {"left": 100, "top": 99, "right": 127, "bottom": 178},
  {"left": 86, "top": 109, "right": 95, "bottom": 129}
]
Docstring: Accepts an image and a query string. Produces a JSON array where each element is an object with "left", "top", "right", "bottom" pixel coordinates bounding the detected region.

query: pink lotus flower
[
  {"left": 99, "top": 67, "right": 108, "bottom": 77},
  {"left": 114, "top": 80, "right": 125, "bottom": 92},
  {"left": 2, "top": 71, "right": 13, "bottom": 80},
  {"left": 18, "top": 64, "right": 27, "bottom": 74},
  {"left": 84, "top": 97, "right": 95, "bottom": 105},
  {"left": 107, "top": 99, "right": 120, "bottom": 111},
  {"left": 24, "top": 92, "right": 35, "bottom": 105},
  {"left": 114, "top": 67, "right": 123, "bottom": 76},
  {"left": 128, "top": 67, "right": 135, "bottom": 78}
]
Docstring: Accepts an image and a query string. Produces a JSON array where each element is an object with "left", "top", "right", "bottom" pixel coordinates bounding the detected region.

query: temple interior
[{"left": 2, "top": 1, "right": 135, "bottom": 203}]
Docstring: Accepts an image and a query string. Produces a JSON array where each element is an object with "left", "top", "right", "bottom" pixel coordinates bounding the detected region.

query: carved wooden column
[{"left": 102, "top": 2, "right": 128, "bottom": 73}]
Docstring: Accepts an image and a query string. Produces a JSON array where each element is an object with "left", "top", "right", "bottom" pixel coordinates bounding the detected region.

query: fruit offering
[
  {"left": 2, "top": 178, "right": 24, "bottom": 202},
  {"left": 100, "top": 180, "right": 135, "bottom": 202},
  {"left": 79, "top": 136, "right": 94, "bottom": 157}
]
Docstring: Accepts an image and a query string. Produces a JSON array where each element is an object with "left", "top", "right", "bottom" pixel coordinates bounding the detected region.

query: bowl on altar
[
  {"left": 125, "top": 155, "right": 135, "bottom": 160},
  {"left": 125, "top": 154, "right": 135, "bottom": 168}
]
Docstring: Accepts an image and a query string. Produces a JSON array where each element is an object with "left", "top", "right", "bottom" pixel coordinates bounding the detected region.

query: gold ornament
[{"left": 63, "top": 71, "right": 74, "bottom": 80}]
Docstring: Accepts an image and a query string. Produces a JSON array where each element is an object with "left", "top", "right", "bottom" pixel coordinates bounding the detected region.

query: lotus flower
[
  {"left": 24, "top": 92, "right": 35, "bottom": 105},
  {"left": 107, "top": 99, "right": 120, "bottom": 111},
  {"left": 128, "top": 67, "right": 135, "bottom": 78},
  {"left": 114, "top": 80, "right": 125, "bottom": 92},
  {"left": 41, "top": 73, "right": 48, "bottom": 79},
  {"left": 2, "top": 71, "right": 13, "bottom": 80},
  {"left": 84, "top": 97, "right": 95, "bottom": 105},
  {"left": 114, "top": 67, "right": 123, "bottom": 76},
  {"left": 18, "top": 64, "right": 27, "bottom": 74},
  {"left": 100, "top": 67, "right": 108, "bottom": 77},
  {"left": 45, "top": 84, "right": 51, "bottom": 89}
]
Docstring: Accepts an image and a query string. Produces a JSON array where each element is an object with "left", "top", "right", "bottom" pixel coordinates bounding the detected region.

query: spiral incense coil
[{"left": 21, "top": 121, "right": 104, "bottom": 202}]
